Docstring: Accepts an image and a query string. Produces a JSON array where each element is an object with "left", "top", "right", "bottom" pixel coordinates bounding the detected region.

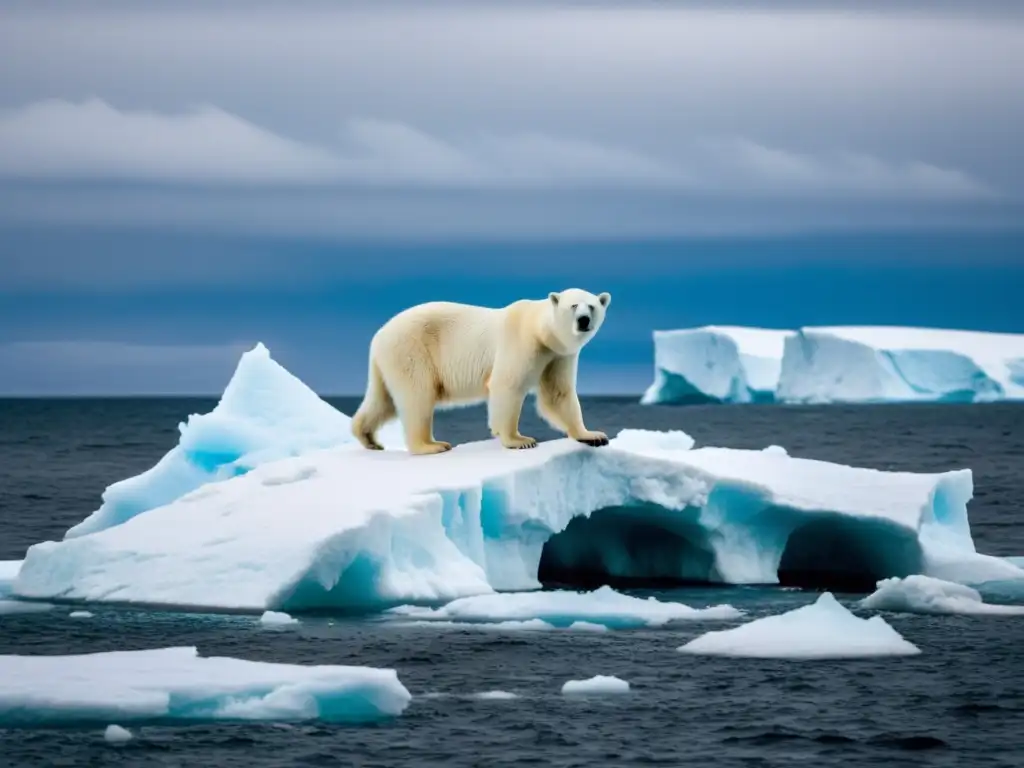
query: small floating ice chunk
[
  {"left": 861, "top": 575, "right": 1024, "bottom": 616},
  {"left": 472, "top": 691, "right": 519, "bottom": 700},
  {"left": 259, "top": 610, "right": 299, "bottom": 626},
  {"left": 561, "top": 675, "right": 630, "bottom": 695},
  {"left": 69, "top": 610, "right": 94, "bottom": 619},
  {"left": 568, "top": 621, "right": 610, "bottom": 632},
  {"left": 391, "top": 586, "right": 740, "bottom": 629},
  {"left": 399, "top": 618, "right": 554, "bottom": 631},
  {"left": 678, "top": 592, "right": 921, "bottom": 659},
  {"left": 0, "top": 646, "right": 411, "bottom": 726},
  {"left": 104, "top": 724, "right": 132, "bottom": 744}
]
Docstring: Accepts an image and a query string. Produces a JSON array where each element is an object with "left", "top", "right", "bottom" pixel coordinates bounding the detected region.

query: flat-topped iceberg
[
  {"left": 0, "top": 646, "right": 410, "bottom": 726},
  {"left": 778, "top": 326, "right": 1024, "bottom": 404},
  {"left": 388, "top": 585, "right": 740, "bottom": 629},
  {"left": 641, "top": 326, "right": 789, "bottom": 405},
  {"left": 12, "top": 344, "right": 1017, "bottom": 613},
  {"left": 642, "top": 325, "right": 1024, "bottom": 405},
  {"left": 65, "top": 343, "right": 403, "bottom": 539},
  {"left": 679, "top": 592, "right": 920, "bottom": 659}
]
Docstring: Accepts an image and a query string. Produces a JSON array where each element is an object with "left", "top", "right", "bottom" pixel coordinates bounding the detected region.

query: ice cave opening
[
  {"left": 776, "top": 517, "right": 922, "bottom": 592},
  {"left": 537, "top": 503, "right": 719, "bottom": 589}
]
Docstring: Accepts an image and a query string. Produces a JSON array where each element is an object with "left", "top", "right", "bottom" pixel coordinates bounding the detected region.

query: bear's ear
[
  {"left": 549, "top": 292, "right": 560, "bottom": 306},
  {"left": 598, "top": 292, "right": 611, "bottom": 307}
]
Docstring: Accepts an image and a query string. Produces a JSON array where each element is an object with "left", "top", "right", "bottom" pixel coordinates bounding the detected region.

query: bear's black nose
[{"left": 577, "top": 316, "right": 591, "bottom": 332}]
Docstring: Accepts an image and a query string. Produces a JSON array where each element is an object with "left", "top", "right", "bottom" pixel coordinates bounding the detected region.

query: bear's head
[{"left": 548, "top": 288, "right": 611, "bottom": 347}]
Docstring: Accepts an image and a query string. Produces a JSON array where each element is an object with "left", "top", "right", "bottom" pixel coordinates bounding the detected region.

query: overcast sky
[{"left": 1, "top": 1, "right": 1022, "bottom": 394}]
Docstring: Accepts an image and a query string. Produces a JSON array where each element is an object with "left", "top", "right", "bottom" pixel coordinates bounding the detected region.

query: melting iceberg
[
  {"left": 12, "top": 344, "right": 1017, "bottom": 613},
  {"left": 861, "top": 575, "right": 1024, "bottom": 616},
  {"left": 388, "top": 585, "right": 740, "bottom": 629},
  {"left": 641, "top": 326, "right": 789, "bottom": 404},
  {"left": 0, "top": 646, "right": 410, "bottom": 726},
  {"left": 65, "top": 343, "right": 403, "bottom": 539},
  {"left": 679, "top": 592, "right": 920, "bottom": 659},
  {"left": 642, "top": 325, "right": 1024, "bottom": 405}
]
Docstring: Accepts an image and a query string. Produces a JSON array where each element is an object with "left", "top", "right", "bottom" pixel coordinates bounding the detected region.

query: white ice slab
[
  {"left": 679, "top": 592, "right": 920, "bottom": 659},
  {"left": 861, "top": 575, "right": 1024, "bottom": 616},
  {"left": 0, "top": 646, "right": 410, "bottom": 726},
  {"left": 389, "top": 585, "right": 740, "bottom": 629}
]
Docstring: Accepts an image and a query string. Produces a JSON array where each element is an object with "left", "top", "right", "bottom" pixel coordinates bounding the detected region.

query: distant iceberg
[
  {"left": 0, "top": 646, "right": 410, "bottom": 726},
  {"left": 641, "top": 326, "right": 789, "bottom": 405},
  {"left": 678, "top": 592, "right": 920, "bottom": 659},
  {"left": 11, "top": 346, "right": 1018, "bottom": 613},
  {"left": 643, "top": 325, "right": 1024, "bottom": 405}
]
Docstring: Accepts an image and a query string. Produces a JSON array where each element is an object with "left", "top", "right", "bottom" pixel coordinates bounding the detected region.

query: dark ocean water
[{"left": 1, "top": 398, "right": 1023, "bottom": 767}]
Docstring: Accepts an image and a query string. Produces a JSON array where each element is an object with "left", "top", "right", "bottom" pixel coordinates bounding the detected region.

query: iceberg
[
  {"left": 778, "top": 326, "right": 1024, "bottom": 404},
  {"left": 861, "top": 575, "right": 1024, "bottom": 616},
  {"left": 65, "top": 343, "right": 402, "bottom": 539},
  {"left": 12, "top": 345, "right": 1016, "bottom": 613},
  {"left": 642, "top": 325, "right": 1024, "bottom": 405},
  {"left": 641, "top": 326, "right": 790, "bottom": 404},
  {"left": 678, "top": 592, "right": 920, "bottom": 659},
  {"left": 0, "top": 646, "right": 410, "bottom": 726},
  {"left": 387, "top": 585, "right": 740, "bottom": 629}
]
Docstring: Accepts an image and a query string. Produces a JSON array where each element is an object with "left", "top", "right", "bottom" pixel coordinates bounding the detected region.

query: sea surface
[{"left": 1, "top": 397, "right": 1023, "bottom": 767}]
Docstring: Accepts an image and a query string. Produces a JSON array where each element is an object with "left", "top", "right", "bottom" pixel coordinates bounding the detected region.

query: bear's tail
[{"left": 351, "top": 358, "right": 396, "bottom": 450}]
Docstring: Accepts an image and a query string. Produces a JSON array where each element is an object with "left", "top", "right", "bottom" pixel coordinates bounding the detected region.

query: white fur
[{"left": 351, "top": 288, "right": 612, "bottom": 455}]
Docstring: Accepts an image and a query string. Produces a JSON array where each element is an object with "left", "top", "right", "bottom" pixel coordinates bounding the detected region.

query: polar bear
[{"left": 351, "top": 288, "right": 611, "bottom": 455}]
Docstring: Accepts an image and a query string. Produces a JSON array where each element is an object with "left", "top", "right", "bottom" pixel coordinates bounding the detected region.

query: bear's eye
[{"left": 571, "top": 304, "right": 578, "bottom": 310}]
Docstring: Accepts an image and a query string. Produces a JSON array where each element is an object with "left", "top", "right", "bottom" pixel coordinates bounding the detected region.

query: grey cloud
[
  {"left": 0, "top": 100, "right": 994, "bottom": 199},
  {"left": 0, "top": 2, "right": 1021, "bottom": 237}
]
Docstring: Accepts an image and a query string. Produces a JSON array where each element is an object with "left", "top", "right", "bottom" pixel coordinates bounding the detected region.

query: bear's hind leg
[
  {"left": 351, "top": 360, "right": 397, "bottom": 450},
  {"left": 398, "top": 392, "right": 452, "bottom": 456}
]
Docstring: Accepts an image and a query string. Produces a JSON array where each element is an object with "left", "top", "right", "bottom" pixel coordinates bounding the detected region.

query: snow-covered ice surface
[
  {"left": 861, "top": 575, "right": 1024, "bottom": 616},
  {"left": 13, "top": 344, "right": 1018, "bottom": 613},
  {"left": 388, "top": 586, "right": 740, "bottom": 629},
  {"left": 778, "top": 326, "right": 1024, "bottom": 404},
  {"left": 64, "top": 343, "right": 403, "bottom": 539},
  {"left": 642, "top": 325, "right": 1024, "bottom": 405},
  {"left": 679, "top": 592, "right": 921, "bottom": 659},
  {"left": 0, "top": 646, "right": 410, "bottom": 726},
  {"left": 641, "top": 326, "right": 790, "bottom": 404},
  {"left": 69, "top": 610, "right": 94, "bottom": 619},
  {"left": 561, "top": 676, "right": 631, "bottom": 695}
]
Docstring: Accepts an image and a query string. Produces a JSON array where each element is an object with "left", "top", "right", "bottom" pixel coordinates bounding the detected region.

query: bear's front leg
[
  {"left": 487, "top": 383, "right": 537, "bottom": 450},
  {"left": 538, "top": 357, "right": 608, "bottom": 447}
]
